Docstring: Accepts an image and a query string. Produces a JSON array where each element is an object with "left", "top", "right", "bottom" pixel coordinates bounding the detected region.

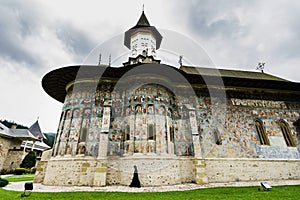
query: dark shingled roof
[
  {"left": 10, "top": 129, "right": 37, "bottom": 141},
  {"left": 180, "top": 66, "right": 288, "bottom": 82},
  {"left": 42, "top": 63, "right": 300, "bottom": 104},
  {"left": 135, "top": 11, "right": 150, "bottom": 27},
  {"left": 0, "top": 122, "right": 37, "bottom": 141},
  {"left": 29, "top": 120, "right": 46, "bottom": 140}
]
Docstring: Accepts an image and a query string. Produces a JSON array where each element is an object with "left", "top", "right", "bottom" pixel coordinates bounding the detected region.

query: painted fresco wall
[
  {"left": 198, "top": 97, "right": 299, "bottom": 159},
  {"left": 52, "top": 81, "right": 300, "bottom": 160},
  {"left": 53, "top": 83, "right": 195, "bottom": 158}
]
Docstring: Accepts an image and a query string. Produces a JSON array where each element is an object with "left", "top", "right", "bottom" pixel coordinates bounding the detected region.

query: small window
[
  {"left": 214, "top": 129, "right": 222, "bottom": 145},
  {"left": 255, "top": 119, "right": 270, "bottom": 145},
  {"left": 148, "top": 124, "right": 156, "bottom": 141},
  {"left": 279, "top": 120, "right": 296, "bottom": 147},
  {"left": 170, "top": 127, "right": 174, "bottom": 142},
  {"left": 125, "top": 125, "right": 130, "bottom": 141},
  {"left": 80, "top": 128, "right": 88, "bottom": 142}
]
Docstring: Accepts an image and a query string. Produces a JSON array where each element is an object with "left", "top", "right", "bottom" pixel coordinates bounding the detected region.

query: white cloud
[{"left": 0, "top": 58, "right": 61, "bottom": 131}]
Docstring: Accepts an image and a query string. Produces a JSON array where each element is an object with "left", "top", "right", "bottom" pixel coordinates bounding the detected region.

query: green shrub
[
  {"left": 0, "top": 169, "right": 8, "bottom": 175},
  {"left": 0, "top": 169, "right": 14, "bottom": 175},
  {"left": 20, "top": 151, "right": 36, "bottom": 168},
  {"left": 0, "top": 178, "right": 9, "bottom": 187},
  {"left": 14, "top": 168, "right": 26, "bottom": 175}
]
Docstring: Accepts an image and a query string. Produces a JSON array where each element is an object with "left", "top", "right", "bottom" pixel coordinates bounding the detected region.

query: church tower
[{"left": 124, "top": 10, "right": 162, "bottom": 66}]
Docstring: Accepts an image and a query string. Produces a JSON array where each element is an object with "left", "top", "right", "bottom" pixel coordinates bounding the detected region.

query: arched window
[
  {"left": 254, "top": 119, "right": 270, "bottom": 145},
  {"left": 79, "top": 108, "right": 91, "bottom": 143},
  {"left": 279, "top": 120, "right": 296, "bottom": 147}
]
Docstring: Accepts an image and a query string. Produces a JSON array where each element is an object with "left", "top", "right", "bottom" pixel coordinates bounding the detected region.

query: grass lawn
[
  {"left": 3, "top": 174, "right": 35, "bottom": 182},
  {"left": 1, "top": 184, "right": 299, "bottom": 200}
]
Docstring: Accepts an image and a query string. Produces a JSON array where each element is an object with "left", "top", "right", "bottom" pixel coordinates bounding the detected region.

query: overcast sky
[{"left": 0, "top": 0, "right": 299, "bottom": 132}]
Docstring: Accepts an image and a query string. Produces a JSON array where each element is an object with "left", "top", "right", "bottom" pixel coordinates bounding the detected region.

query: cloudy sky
[{"left": 0, "top": 0, "right": 299, "bottom": 132}]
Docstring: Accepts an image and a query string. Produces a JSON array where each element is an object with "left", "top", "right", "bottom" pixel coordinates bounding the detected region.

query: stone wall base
[
  {"left": 41, "top": 157, "right": 107, "bottom": 186},
  {"left": 40, "top": 156, "right": 195, "bottom": 186},
  {"left": 106, "top": 156, "right": 195, "bottom": 186},
  {"left": 194, "top": 159, "right": 208, "bottom": 184},
  {"left": 34, "top": 161, "right": 48, "bottom": 183},
  {"left": 38, "top": 157, "right": 300, "bottom": 186},
  {"left": 205, "top": 158, "right": 300, "bottom": 183}
]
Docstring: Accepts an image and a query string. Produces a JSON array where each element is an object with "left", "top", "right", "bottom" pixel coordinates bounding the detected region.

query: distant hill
[
  {"left": 44, "top": 133, "right": 56, "bottom": 148},
  {"left": 0, "top": 119, "right": 28, "bottom": 129}
]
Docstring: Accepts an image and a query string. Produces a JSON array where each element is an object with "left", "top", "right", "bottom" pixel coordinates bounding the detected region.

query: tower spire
[
  {"left": 123, "top": 10, "right": 162, "bottom": 66},
  {"left": 135, "top": 9, "right": 150, "bottom": 27}
]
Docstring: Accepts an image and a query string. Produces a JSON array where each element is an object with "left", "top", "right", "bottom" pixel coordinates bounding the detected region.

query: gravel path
[{"left": 3, "top": 180, "right": 300, "bottom": 193}]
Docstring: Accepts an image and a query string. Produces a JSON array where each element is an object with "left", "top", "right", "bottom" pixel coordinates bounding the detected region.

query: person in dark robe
[{"left": 129, "top": 165, "right": 141, "bottom": 188}]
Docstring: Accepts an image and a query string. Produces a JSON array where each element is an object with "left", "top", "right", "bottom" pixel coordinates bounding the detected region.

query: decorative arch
[
  {"left": 278, "top": 119, "right": 296, "bottom": 147},
  {"left": 254, "top": 119, "right": 270, "bottom": 145}
]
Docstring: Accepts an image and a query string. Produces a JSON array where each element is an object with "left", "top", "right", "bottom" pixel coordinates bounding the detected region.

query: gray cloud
[
  {"left": 0, "top": 1, "right": 41, "bottom": 66},
  {"left": 55, "top": 23, "right": 95, "bottom": 63},
  {"left": 0, "top": 0, "right": 96, "bottom": 71},
  {"left": 186, "top": 0, "right": 251, "bottom": 39},
  {"left": 179, "top": 0, "right": 300, "bottom": 81}
]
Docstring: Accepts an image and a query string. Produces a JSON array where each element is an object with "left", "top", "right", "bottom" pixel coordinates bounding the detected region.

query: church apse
[{"left": 53, "top": 82, "right": 195, "bottom": 158}]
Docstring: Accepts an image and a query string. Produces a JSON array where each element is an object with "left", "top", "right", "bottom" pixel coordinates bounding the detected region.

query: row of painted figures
[{"left": 57, "top": 139, "right": 193, "bottom": 157}]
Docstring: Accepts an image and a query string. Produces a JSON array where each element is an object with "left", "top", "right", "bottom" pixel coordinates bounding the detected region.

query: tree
[
  {"left": 0, "top": 119, "right": 28, "bottom": 129},
  {"left": 44, "top": 133, "right": 56, "bottom": 148},
  {"left": 20, "top": 151, "right": 36, "bottom": 168}
]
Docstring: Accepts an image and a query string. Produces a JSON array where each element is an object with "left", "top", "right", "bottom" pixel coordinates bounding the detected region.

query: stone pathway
[{"left": 3, "top": 180, "right": 300, "bottom": 193}]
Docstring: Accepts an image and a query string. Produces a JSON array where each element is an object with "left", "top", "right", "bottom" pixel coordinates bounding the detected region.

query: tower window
[
  {"left": 279, "top": 120, "right": 296, "bottom": 147},
  {"left": 254, "top": 119, "right": 270, "bottom": 145}
]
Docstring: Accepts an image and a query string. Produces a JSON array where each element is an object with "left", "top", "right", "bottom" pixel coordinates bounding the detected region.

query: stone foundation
[
  {"left": 106, "top": 156, "right": 195, "bottom": 186},
  {"left": 39, "top": 156, "right": 195, "bottom": 186},
  {"left": 38, "top": 157, "right": 300, "bottom": 187},
  {"left": 205, "top": 158, "right": 300, "bottom": 183},
  {"left": 41, "top": 158, "right": 106, "bottom": 186}
]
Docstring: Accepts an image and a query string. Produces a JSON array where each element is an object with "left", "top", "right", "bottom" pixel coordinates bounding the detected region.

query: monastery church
[{"left": 33, "top": 11, "right": 300, "bottom": 186}]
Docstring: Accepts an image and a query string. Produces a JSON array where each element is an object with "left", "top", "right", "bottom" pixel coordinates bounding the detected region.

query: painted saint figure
[{"left": 129, "top": 165, "right": 141, "bottom": 188}]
